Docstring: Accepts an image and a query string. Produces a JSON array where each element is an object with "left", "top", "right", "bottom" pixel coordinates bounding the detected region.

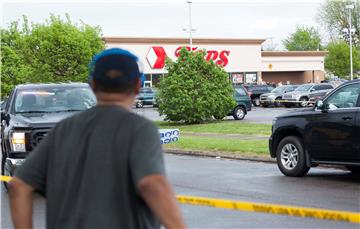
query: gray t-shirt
[{"left": 15, "top": 105, "right": 165, "bottom": 229}]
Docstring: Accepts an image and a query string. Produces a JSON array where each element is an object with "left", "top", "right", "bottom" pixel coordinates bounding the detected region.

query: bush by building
[{"left": 156, "top": 48, "right": 236, "bottom": 124}]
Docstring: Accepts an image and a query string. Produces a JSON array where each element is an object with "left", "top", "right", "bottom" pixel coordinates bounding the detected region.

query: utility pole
[
  {"left": 187, "top": 1, "right": 193, "bottom": 50},
  {"left": 346, "top": 4, "right": 354, "bottom": 80}
]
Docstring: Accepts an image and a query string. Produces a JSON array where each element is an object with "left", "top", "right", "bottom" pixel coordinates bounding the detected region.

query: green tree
[
  {"left": 325, "top": 41, "right": 360, "bottom": 78},
  {"left": 1, "top": 15, "right": 105, "bottom": 98},
  {"left": 283, "top": 26, "right": 323, "bottom": 51},
  {"left": 1, "top": 20, "right": 32, "bottom": 97},
  {"left": 157, "top": 48, "right": 236, "bottom": 124},
  {"left": 317, "top": 0, "right": 360, "bottom": 47}
]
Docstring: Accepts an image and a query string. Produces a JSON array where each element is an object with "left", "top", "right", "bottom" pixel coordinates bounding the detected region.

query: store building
[{"left": 104, "top": 37, "right": 327, "bottom": 86}]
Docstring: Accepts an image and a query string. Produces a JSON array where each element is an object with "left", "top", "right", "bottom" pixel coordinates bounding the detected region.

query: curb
[
  {"left": 165, "top": 149, "right": 276, "bottom": 163},
  {"left": 165, "top": 149, "right": 347, "bottom": 171}
]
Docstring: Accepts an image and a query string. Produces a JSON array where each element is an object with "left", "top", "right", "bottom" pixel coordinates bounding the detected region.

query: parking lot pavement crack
[{"left": 182, "top": 132, "right": 269, "bottom": 140}]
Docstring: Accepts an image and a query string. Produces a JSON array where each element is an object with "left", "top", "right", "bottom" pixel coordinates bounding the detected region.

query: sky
[{"left": 2, "top": 0, "right": 326, "bottom": 50}]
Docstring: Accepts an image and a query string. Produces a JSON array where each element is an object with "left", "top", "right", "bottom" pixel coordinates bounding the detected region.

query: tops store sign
[{"left": 146, "top": 46, "right": 231, "bottom": 69}]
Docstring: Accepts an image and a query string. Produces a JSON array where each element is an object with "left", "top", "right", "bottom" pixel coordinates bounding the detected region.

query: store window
[
  {"left": 245, "top": 72, "right": 257, "bottom": 84},
  {"left": 231, "top": 72, "right": 244, "bottom": 84}
]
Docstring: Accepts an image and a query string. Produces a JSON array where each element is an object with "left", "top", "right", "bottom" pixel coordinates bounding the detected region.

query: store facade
[{"left": 104, "top": 37, "right": 326, "bottom": 86}]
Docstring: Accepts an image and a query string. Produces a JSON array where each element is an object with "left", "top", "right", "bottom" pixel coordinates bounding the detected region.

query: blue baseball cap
[{"left": 89, "top": 48, "right": 142, "bottom": 88}]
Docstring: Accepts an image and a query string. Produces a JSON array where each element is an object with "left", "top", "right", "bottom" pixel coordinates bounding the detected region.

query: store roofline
[
  {"left": 262, "top": 51, "right": 328, "bottom": 57},
  {"left": 103, "top": 37, "right": 266, "bottom": 45}
]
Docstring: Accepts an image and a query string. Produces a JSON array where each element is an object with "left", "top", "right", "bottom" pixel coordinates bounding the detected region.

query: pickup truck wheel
[
  {"left": 276, "top": 136, "right": 310, "bottom": 177},
  {"left": 233, "top": 106, "right": 246, "bottom": 120},
  {"left": 346, "top": 166, "right": 360, "bottom": 174},
  {"left": 299, "top": 97, "right": 308, "bottom": 107}
]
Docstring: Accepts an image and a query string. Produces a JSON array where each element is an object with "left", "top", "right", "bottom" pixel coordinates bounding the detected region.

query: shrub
[{"left": 157, "top": 48, "right": 236, "bottom": 124}]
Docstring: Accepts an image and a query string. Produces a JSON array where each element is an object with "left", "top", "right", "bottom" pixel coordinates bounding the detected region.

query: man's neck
[{"left": 95, "top": 92, "right": 135, "bottom": 111}]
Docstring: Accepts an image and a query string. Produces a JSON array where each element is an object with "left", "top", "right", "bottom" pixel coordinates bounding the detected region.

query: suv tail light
[{"left": 244, "top": 88, "right": 252, "bottom": 97}]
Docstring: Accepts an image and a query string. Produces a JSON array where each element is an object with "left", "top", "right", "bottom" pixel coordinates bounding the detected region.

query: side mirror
[
  {"left": 310, "top": 88, "right": 315, "bottom": 92},
  {"left": 315, "top": 100, "right": 328, "bottom": 112}
]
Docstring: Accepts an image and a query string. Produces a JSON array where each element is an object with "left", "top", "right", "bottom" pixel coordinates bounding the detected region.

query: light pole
[
  {"left": 346, "top": 4, "right": 354, "bottom": 80},
  {"left": 187, "top": 1, "right": 193, "bottom": 50}
]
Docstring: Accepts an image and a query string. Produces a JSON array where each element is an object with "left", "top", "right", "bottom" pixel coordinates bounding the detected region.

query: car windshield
[
  {"left": 271, "top": 86, "right": 289, "bottom": 93},
  {"left": 295, "top": 85, "right": 312, "bottom": 92},
  {"left": 139, "top": 88, "right": 155, "bottom": 94},
  {"left": 14, "top": 86, "right": 96, "bottom": 113}
]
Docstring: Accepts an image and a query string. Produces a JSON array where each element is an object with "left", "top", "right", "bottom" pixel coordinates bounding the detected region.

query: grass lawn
[
  {"left": 156, "top": 121, "right": 271, "bottom": 136},
  {"left": 164, "top": 136, "right": 269, "bottom": 155}
]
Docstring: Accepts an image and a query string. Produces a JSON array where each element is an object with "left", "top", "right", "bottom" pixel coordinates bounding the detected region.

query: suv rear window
[{"left": 234, "top": 87, "right": 247, "bottom": 96}]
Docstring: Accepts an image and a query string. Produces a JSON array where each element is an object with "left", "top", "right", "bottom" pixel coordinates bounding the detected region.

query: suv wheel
[
  {"left": 233, "top": 106, "right": 246, "bottom": 120},
  {"left": 346, "top": 166, "right": 360, "bottom": 174},
  {"left": 135, "top": 101, "right": 143, "bottom": 108},
  {"left": 276, "top": 136, "right": 310, "bottom": 177},
  {"left": 299, "top": 97, "right": 308, "bottom": 107},
  {"left": 253, "top": 97, "right": 260, "bottom": 106}
]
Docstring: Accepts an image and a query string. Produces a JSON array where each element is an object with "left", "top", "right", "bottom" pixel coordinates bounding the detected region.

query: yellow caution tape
[
  {"left": 2, "top": 175, "right": 358, "bottom": 224},
  {"left": 1, "top": 175, "right": 12, "bottom": 182},
  {"left": 177, "top": 195, "right": 360, "bottom": 224},
  {"left": 259, "top": 99, "right": 315, "bottom": 104}
]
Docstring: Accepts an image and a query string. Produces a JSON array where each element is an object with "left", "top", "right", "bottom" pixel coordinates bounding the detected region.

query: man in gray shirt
[{"left": 9, "top": 48, "right": 186, "bottom": 229}]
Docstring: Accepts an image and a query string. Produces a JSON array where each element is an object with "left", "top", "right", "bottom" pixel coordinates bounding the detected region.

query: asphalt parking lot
[
  {"left": 2, "top": 154, "right": 359, "bottom": 228},
  {"left": 133, "top": 106, "right": 303, "bottom": 124}
]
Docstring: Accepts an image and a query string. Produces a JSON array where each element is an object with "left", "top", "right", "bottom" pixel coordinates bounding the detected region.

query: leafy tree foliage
[
  {"left": 156, "top": 48, "right": 236, "bottom": 124},
  {"left": 325, "top": 41, "right": 360, "bottom": 78},
  {"left": 1, "top": 15, "right": 105, "bottom": 98},
  {"left": 283, "top": 26, "right": 323, "bottom": 51},
  {"left": 317, "top": 0, "right": 360, "bottom": 47}
]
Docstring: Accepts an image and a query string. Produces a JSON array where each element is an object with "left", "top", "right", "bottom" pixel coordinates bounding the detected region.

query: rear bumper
[
  {"left": 260, "top": 100, "right": 274, "bottom": 106},
  {"left": 282, "top": 99, "right": 300, "bottom": 106}
]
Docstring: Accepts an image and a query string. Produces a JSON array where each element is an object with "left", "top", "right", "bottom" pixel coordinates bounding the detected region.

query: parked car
[
  {"left": 244, "top": 84, "right": 274, "bottom": 106},
  {"left": 260, "top": 85, "right": 298, "bottom": 107},
  {"left": 135, "top": 87, "right": 157, "bottom": 108},
  {"left": 1, "top": 83, "right": 97, "bottom": 185},
  {"left": 230, "top": 85, "right": 252, "bottom": 120},
  {"left": 215, "top": 85, "right": 252, "bottom": 120},
  {"left": 309, "top": 89, "right": 332, "bottom": 104},
  {"left": 269, "top": 79, "right": 360, "bottom": 177},
  {"left": 282, "top": 83, "right": 334, "bottom": 108}
]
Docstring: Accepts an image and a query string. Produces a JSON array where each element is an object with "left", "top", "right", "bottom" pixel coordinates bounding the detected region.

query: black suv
[
  {"left": 1, "top": 83, "right": 96, "bottom": 180},
  {"left": 244, "top": 84, "right": 274, "bottom": 106},
  {"left": 269, "top": 79, "right": 360, "bottom": 176}
]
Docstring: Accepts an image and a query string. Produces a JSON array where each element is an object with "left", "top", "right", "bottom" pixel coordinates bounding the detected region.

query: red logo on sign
[
  {"left": 146, "top": 47, "right": 167, "bottom": 69},
  {"left": 175, "top": 46, "right": 230, "bottom": 67}
]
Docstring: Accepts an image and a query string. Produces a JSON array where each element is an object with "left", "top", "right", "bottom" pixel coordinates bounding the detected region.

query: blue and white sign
[{"left": 159, "top": 129, "right": 180, "bottom": 145}]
